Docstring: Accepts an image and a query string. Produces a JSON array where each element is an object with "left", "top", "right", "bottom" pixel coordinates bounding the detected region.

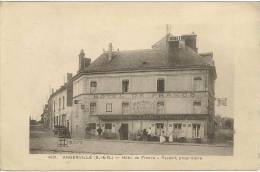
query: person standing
[
  {"left": 160, "top": 130, "right": 166, "bottom": 143},
  {"left": 97, "top": 126, "right": 102, "bottom": 139},
  {"left": 147, "top": 127, "right": 152, "bottom": 141}
]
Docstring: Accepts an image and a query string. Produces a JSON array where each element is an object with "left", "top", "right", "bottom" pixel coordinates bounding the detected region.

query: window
[
  {"left": 106, "top": 103, "right": 112, "bottom": 112},
  {"left": 89, "top": 123, "right": 96, "bottom": 130},
  {"left": 59, "top": 98, "right": 61, "bottom": 111},
  {"left": 122, "top": 102, "right": 130, "bottom": 114},
  {"left": 193, "top": 76, "right": 203, "bottom": 91},
  {"left": 193, "top": 100, "right": 201, "bottom": 113},
  {"left": 173, "top": 123, "right": 182, "bottom": 138},
  {"left": 122, "top": 80, "right": 129, "bottom": 93},
  {"left": 105, "top": 123, "right": 112, "bottom": 129},
  {"left": 90, "top": 81, "right": 97, "bottom": 94},
  {"left": 81, "top": 104, "right": 85, "bottom": 110},
  {"left": 157, "top": 102, "right": 164, "bottom": 114},
  {"left": 90, "top": 102, "right": 96, "bottom": 114},
  {"left": 62, "top": 96, "right": 65, "bottom": 109},
  {"left": 193, "top": 101, "right": 201, "bottom": 106},
  {"left": 157, "top": 79, "right": 165, "bottom": 92},
  {"left": 174, "top": 123, "right": 182, "bottom": 130},
  {"left": 53, "top": 101, "right": 55, "bottom": 112},
  {"left": 56, "top": 116, "right": 58, "bottom": 126},
  {"left": 192, "top": 124, "right": 201, "bottom": 138}
]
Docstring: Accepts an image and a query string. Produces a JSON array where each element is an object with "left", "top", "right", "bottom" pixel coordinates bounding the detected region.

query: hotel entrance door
[{"left": 121, "top": 123, "right": 128, "bottom": 140}]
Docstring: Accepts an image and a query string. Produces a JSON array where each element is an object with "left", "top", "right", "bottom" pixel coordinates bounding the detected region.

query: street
[{"left": 30, "top": 130, "right": 233, "bottom": 155}]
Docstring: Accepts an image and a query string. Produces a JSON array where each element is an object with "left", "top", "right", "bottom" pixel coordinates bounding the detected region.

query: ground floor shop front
[{"left": 82, "top": 114, "right": 211, "bottom": 143}]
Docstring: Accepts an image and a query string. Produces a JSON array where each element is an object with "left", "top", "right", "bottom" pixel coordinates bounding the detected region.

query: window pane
[
  {"left": 122, "top": 80, "right": 129, "bottom": 93},
  {"left": 157, "top": 79, "right": 165, "bottom": 92},
  {"left": 105, "top": 123, "right": 112, "bottom": 129},
  {"left": 157, "top": 102, "right": 164, "bottom": 114},
  {"left": 122, "top": 102, "right": 129, "bottom": 114},
  {"left": 90, "top": 81, "right": 97, "bottom": 87},
  {"left": 90, "top": 103, "right": 96, "bottom": 113},
  {"left": 106, "top": 103, "right": 112, "bottom": 112}
]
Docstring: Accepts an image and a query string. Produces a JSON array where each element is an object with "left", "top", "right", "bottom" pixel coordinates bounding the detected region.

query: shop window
[
  {"left": 105, "top": 123, "right": 112, "bottom": 129},
  {"left": 105, "top": 123, "right": 112, "bottom": 133},
  {"left": 106, "top": 103, "right": 112, "bottom": 112},
  {"left": 89, "top": 123, "right": 96, "bottom": 130},
  {"left": 155, "top": 123, "right": 164, "bottom": 136},
  {"left": 90, "top": 81, "right": 97, "bottom": 94},
  {"left": 193, "top": 76, "right": 203, "bottom": 91},
  {"left": 174, "top": 123, "right": 182, "bottom": 129},
  {"left": 90, "top": 102, "right": 96, "bottom": 114},
  {"left": 173, "top": 123, "right": 182, "bottom": 138},
  {"left": 157, "top": 79, "right": 165, "bottom": 92},
  {"left": 122, "top": 80, "right": 129, "bottom": 93},
  {"left": 192, "top": 124, "right": 201, "bottom": 138},
  {"left": 157, "top": 101, "right": 164, "bottom": 114},
  {"left": 122, "top": 102, "right": 129, "bottom": 114}
]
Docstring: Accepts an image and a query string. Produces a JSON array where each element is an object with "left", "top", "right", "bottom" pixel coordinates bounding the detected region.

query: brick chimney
[
  {"left": 79, "top": 49, "right": 85, "bottom": 71},
  {"left": 78, "top": 49, "right": 91, "bottom": 72},
  {"left": 181, "top": 33, "right": 197, "bottom": 52},
  {"left": 167, "top": 36, "right": 182, "bottom": 64},
  {"left": 108, "top": 43, "right": 113, "bottom": 62}
]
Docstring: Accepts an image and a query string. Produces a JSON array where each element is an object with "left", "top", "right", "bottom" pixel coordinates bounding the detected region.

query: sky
[{"left": 1, "top": 2, "right": 260, "bottom": 121}]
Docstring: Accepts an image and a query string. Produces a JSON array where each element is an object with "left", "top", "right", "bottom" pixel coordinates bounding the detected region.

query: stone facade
[
  {"left": 71, "top": 69, "right": 215, "bottom": 141},
  {"left": 45, "top": 32, "right": 217, "bottom": 142},
  {"left": 47, "top": 73, "right": 73, "bottom": 132}
]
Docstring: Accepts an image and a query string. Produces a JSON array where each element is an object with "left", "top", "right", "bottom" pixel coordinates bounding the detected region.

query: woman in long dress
[
  {"left": 168, "top": 130, "right": 173, "bottom": 142},
  {"left": 160, "top": 130, "right": 166, "bottom": 143}
]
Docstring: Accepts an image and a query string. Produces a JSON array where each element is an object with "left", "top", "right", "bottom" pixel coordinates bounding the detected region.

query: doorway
[{"left": 121, "top": 123, "right": 128, "bottom": 140}]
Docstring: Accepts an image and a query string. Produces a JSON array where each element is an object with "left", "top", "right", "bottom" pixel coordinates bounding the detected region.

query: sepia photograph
[
  {"left": 28, "top": 7, "right": 234, "bottom": 156},
  {"left": 1, "top": 2, "right": 260, "bottom": 170}
]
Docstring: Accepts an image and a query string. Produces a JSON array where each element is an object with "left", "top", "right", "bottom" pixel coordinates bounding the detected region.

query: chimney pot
[{"left": 108, "top": 43, "right": 113, "bottom": 61}]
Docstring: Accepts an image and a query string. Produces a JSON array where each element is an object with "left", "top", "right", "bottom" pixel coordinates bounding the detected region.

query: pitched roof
[{"left": 82, "top": 35, "right": 215, "bottom": 73}]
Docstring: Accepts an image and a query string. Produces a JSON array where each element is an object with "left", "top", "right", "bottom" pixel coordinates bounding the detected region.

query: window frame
[
  {"left": 90, "top": 80, "right": 97, "bottom": 94},
  {"left": 193, "top": 76, "right": 203, "bottom": 91},
  {"left": 105, "top": 123, "right": 112, "bottom": 129},
  {"left": 156, "top": 101, "right": 165, "bottom": 114},
  {"left": 157, "top": 78, "right": 165, "bottom": 92},
  {"left": 106, "top": 103, "right": 112, "bottom": 112},
  {"left": 62, "top": 96, "right": 65, "bottom": 109},
  {"left": 122, "top": 102, "right": 130, "bottom": 114},
  {"left": 193, "top": 100, "right": 202, "bottom": 106},
  {"left": 90, "top": 102, "right": 97, "bottom": 114},
  {"left": 122, "top": 79, "right": 129, "bottom": 93}
]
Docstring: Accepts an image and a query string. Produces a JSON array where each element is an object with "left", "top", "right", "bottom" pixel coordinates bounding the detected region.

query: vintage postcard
[{"left": 0, "top": 2, "right": 260, "bottom": 170}]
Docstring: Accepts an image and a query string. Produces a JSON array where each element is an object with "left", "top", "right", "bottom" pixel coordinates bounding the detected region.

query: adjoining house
[
  {"left": 47, "top": 73, "right": 73, "bottom": 133},
  {"left": 70, "top": 32, "right": 217, "bottom": 142}
]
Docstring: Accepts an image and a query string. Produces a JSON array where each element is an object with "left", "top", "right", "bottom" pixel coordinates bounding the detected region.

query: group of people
[
  {"left": 86, "top": 125, "right": 178, "bottom": 143},
  {"left": 140, "top": 127, "right": 178, "bottom": 143}
]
